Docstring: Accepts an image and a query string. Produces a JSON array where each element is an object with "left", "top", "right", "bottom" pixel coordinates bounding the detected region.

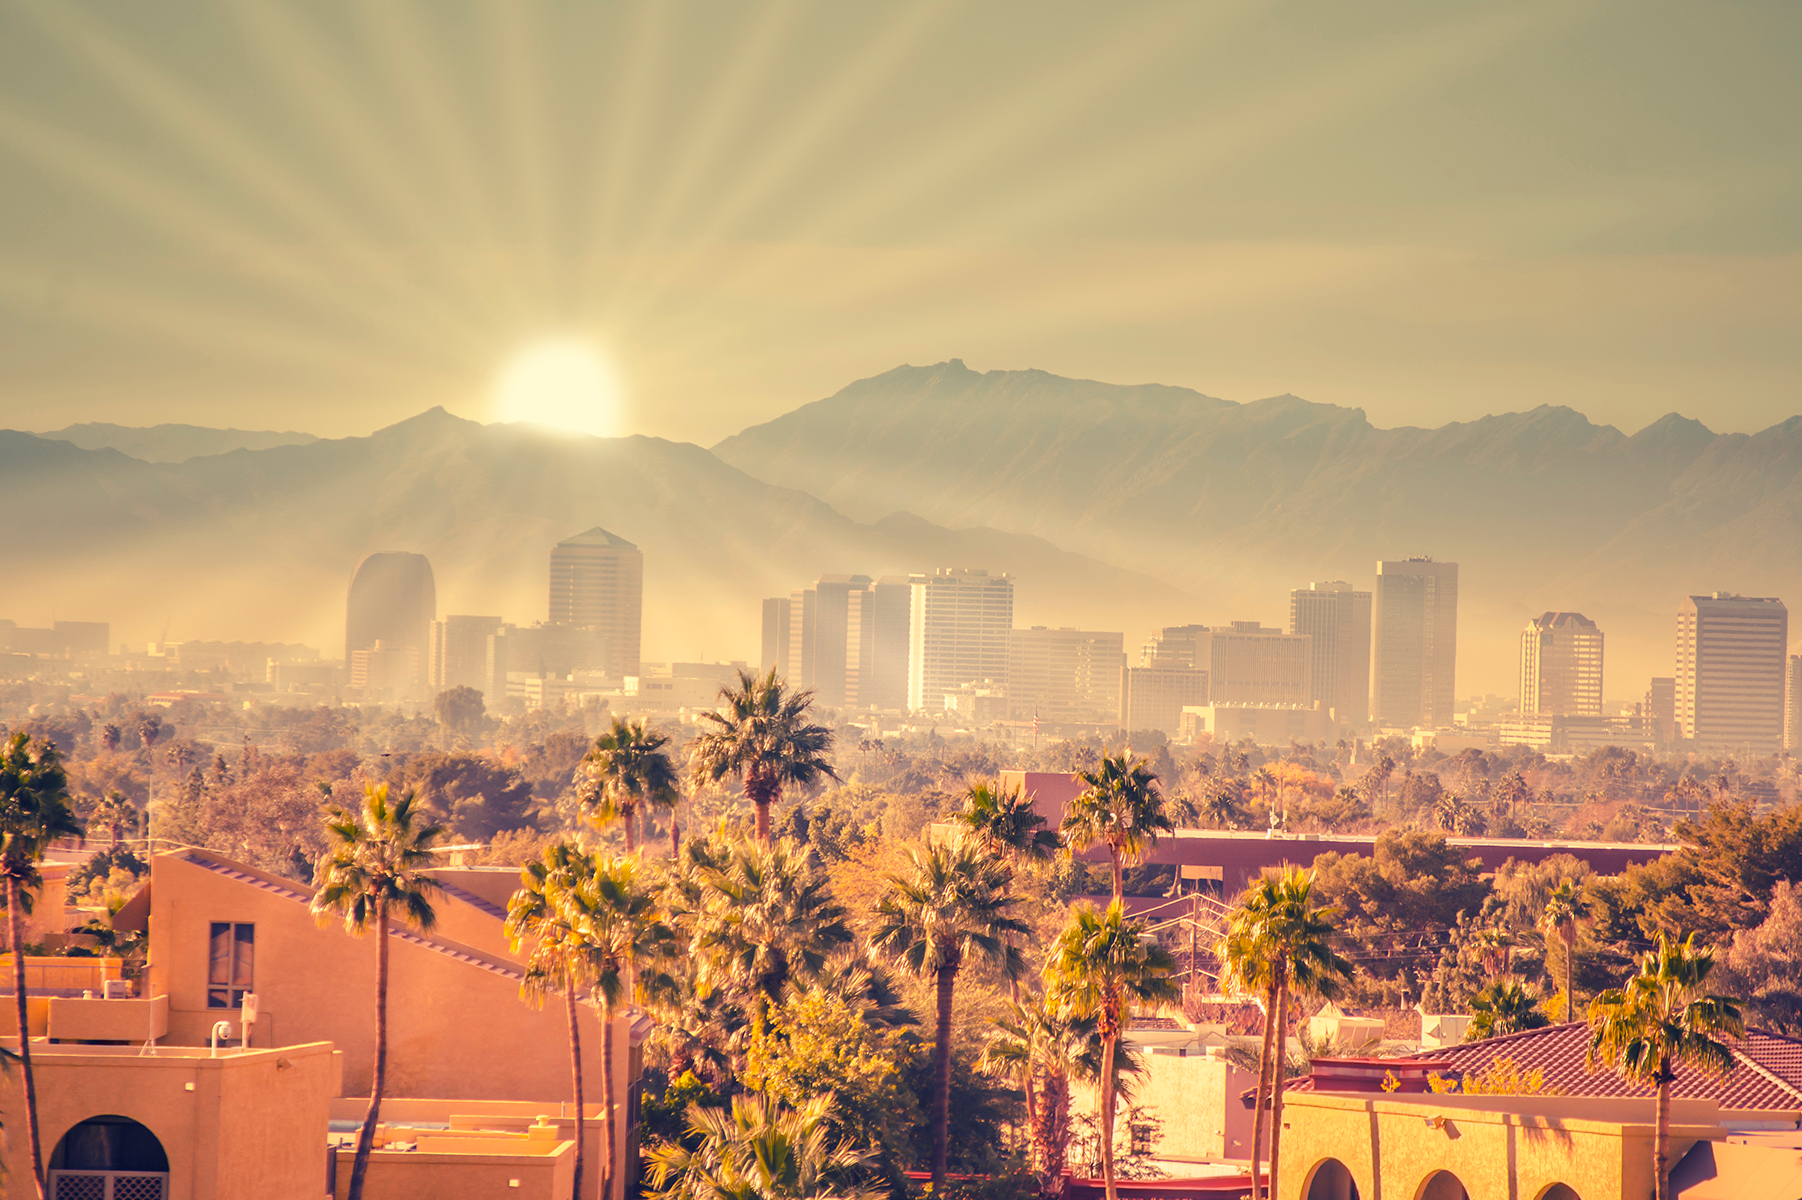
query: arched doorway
[
  {"left": 1537, "top": 1186, "right": 1581, "bottom": 1200},
  {"left": 1418, "top": 1171, "right": 1470, "bottom": 1200},
  {"left": 48, "top": 1114, "right": 169, "bottom": 1199},
  {"left": 1305, "top": 1158, "right": 1360, "bottom": 1200}
]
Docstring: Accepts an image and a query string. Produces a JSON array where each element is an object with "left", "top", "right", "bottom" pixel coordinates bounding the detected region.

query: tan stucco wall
[
  {"left": 0, "top": 1041, "right": 337, "bottom": 1200},
  {"left": 334, "top": 1141, "right": 574, "bottom": 1200},
  {"left": 1075, "top": 1049, "right": 1266, "bottom": 1163},
  {"left": 147, "top": 853, "right": 636, "bottom": 1105},
  {"left": 1275, "top": 1091, "right": 1726, "bottom": 1200}
]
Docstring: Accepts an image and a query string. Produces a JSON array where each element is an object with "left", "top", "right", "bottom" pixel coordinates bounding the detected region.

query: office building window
[{"left": 207, "top": 922, "right": 254, "bottom": 1008}]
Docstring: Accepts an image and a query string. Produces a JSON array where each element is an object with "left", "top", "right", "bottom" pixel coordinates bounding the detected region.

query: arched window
[
  {"left": 48, "top": 1114, "right": 169, "bottom": 1199},
  {"left": 1306, "top": 1158, "right": 1360, "bottom": 1200},
  {"left": 1418, "top": 1170, "right": 1470, "bottom": 1200}
]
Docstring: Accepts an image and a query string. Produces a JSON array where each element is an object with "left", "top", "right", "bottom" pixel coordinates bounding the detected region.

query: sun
[{"left": 491, "top": 339, "right": 624, "bottom": 436}]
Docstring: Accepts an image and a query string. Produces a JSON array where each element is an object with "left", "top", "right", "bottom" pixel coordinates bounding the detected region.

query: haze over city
[{"left": 3, "top": 6, "right": 1802, "bottom": 1200}]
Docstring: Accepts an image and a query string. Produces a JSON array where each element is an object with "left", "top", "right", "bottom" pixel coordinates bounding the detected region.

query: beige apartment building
[
  {"left": 1006, "top": 626, "right": 1125, "bottom": 724},
  {"left": 1675, "top": 593, "right": 1788, "bottom": 749},
  {"left": 1520, "top": 611, "right": 1604, "bottom": 717},
  {"left": 906, "top": 568, "right": 1013, "bottom": 712}
]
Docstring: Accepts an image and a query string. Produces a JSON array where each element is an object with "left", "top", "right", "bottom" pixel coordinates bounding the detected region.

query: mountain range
[
  {"left": 8, "top": 360, "right": 1801, "bottom": 694},
  {"left": 0, "top": 409, "right": 1192, "bottom": 664}
]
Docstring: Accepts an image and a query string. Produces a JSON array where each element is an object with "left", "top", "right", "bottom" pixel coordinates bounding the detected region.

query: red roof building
[{"left": 1304, "top": 1022, "right": 1802, "bottom": 1111}]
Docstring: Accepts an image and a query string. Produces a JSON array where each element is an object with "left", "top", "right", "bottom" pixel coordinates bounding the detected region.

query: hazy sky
[{"left": 0, "top": 0, "right": 1797, "bottom": 444}]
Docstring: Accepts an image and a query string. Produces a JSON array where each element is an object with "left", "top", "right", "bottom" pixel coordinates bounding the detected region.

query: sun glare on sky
[{"left": 491, "top": 340, "right": 624, "bottom": 437}]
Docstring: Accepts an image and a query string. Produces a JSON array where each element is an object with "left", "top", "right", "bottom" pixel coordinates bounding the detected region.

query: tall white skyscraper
[
  {"left": 1372, "top": 558, "right": 1458, "bottom": 729},
  {"left": 548, "top": 527, "right": 642, "bottom": 677},
  {"left": 1289, "top": 581, "right": 1371, "bottom": 724},
  {"left": 1520, "top": 612, "right": 1604, "bottom": 717},
  {"left": 1675, "top": 593, "right": 1788, "bottom": 749},
  {"left": 907, "top": 569, "right": 1014, "bottom": 712}
]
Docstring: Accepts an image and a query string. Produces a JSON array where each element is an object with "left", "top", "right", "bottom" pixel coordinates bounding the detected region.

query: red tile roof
[{"left": 1307, "top": 1023, "right": 1802, "bottom": 1110}]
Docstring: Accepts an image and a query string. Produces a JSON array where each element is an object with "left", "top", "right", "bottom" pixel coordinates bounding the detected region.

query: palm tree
[
  {"left": 311, "top": 784, "right": 445, "bottom": 1200},
  {"left": 1045, "top": 900, "right": 1177, "bottom": 1200},
  {"left": 979, "top": 996, "right": 1108, "bottom": 1199},
  {"left": 691, "top": 669, "right": 837, "bottom": 843},
  {"left": 644, "top": 1093, "right": 880, "bottom": 1200},
  {"left": 579, "top": 717, "right": 681, "bottom": 854},
  {"left": 1542, "top": 878, "right": 1585, "bottom": 1018},
  {"left": 1061, "top": 754, "right": 1172, "bottom": 902},
  {"left": 566, "top": 853, "right": 676, "bottom": 1200},
  {"left": 1, "top": 732, "right": 84, "bottom": 1198},
  {"left": 1469, "top": 979, "right": 1550, "bottom": 1039},
  {"left": 958, "top": 779, "right": 1059, "bottom": 862},
  {"left": 505, "top": 843, "right": 599, "bottom": 1200},
  {"left": 1197, "top": 778, "right": 1248, "bottom": 831},
  {"left": 870, "top": 834, "right": 1027, "bottom": 1190},
  {"left": 1588, "top": 933, "right": 1743, "bottom": 1200},
  {"left": 1217, "top": 869, "right": 1350, "bottom": 1200},
  {"left": 90, "top": 790, "right": 136, "bottom": 850}
]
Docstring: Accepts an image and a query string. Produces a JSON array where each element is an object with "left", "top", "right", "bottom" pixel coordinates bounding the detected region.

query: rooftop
[{"left": 555, "top": 526, "right": 637, "bottom": 550}]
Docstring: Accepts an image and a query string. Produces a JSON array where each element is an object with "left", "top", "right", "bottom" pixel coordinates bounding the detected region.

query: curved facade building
[{"left": 345, "top": 552, "right": 436, "bottom": 697}]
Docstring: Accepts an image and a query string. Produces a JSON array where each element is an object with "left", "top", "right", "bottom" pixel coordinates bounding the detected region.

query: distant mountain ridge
[
  {"left": 35, "top": 422, "right": 319, "bottom": 462},
  {"left": 716, "top": 360, "right": 1802, "bottom": 688},
  {"left": 0, "top": 408, "right": 1193, "bottom": 660}
]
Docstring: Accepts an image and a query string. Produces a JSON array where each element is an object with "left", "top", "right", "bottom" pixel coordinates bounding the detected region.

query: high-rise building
[
  {"left": 1675, "top": 593, "right": 1788, "bottom": 749},
  {"left": 907, "top": 569, "right": 1013, "bottom": 712},
  {"left": 1645, "top": 677, "right": 1676, "bottom": 747},
  {"left": 1289, "top": 582, "right": 1371, "bottom": 724},
  {"left": 1197, "top": 622, "right": 1313, "bottom": 707},
  {"left": 1787, "top": 655, "right": 1802, "bottom": 752},
  {"left": 1006, "top": 628, "right": 1126, "bottom": 724},
  {"left": 346, "top": 551, "right": 436, "bottom": 697},
  {"left": 548, "top": 527, "right": 643, "bottom": 677},
  {"left": 848, "top": 577, "right": 913, "bottom": 710},
  {"left": 791, "top": 575, "right": 872, "bottom": 707},
  {"left": 429, "top": 615, "right": 503, "bottom": 698},
  {"left": 1139, "top": 625, "right": 1210, "bottom": 668},
  {"left": 760, "top": 598, "right": 790, "bottom": 676},
  {"left": 1372, "top": 558, "right": 1458, "bottom": 728},
  {"left": 1519, "top": 612, "right": 1604, "bottom": 717},
  {"left": 787, "top": 587, "right": 817, "bottom": 687}
]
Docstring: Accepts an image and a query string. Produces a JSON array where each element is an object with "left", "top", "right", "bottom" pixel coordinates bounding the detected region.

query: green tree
[
  {"left": 563, "top": 853, "right": 675, "bottom": 1200},
  {"left": 979, "top": 996, "right": 1111, "bottom": 1198},
  {"left": 869, "top": 835, "right": 1027, "bottom": 1190},
  {"left": 1061, "top": 754, "right": 1172, "bottom": 902},
  {"left": 89, "top": 789, "right": 137, "bottom": 850},
  {"left": 645, "top": 1093, "right": 881, "bottom": 1200},
  {"left": 1469, "top": 979, "right": 1551, "bottom": 1039},
  {"left": 1218, "top": 869, "right": 1350, "bottom": 1200},
  {"left": 506, "top": 842, "right": 600, "bottom": 1200},
  {"left": 691, "top": 669, "right": 838, "bottom": 843},
  {"left": 744, "top": 987, "right": 910, "bottom": 1155},
  {"left": 1045, "top": 900, "right": 1177, "bottom": 1200},
  {"left": 1541, "top": 878, "right": 1586, "bottom": 1017},
  {"left": 1587, "top": 933, "right": 1744, "bottom": 1200},
  {"left": 579, "top": 717, "right": 681, "bottom": 854},
  {"left": 433, "top": 685, "right": 486, "bottom": 739},
  {"left": 958, "top": 779, "right": 1059, "bottom": 862},
  {"left": 1, "top": 733, "right": 84, "bottom": 1197},
  {"left": 310, "top": 784, "right": 445, "bottom": 1200}
]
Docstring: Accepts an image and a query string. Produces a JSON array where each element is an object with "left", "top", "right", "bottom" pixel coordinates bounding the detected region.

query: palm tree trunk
[
  {"left": 1266, "top": 969, "right": 1291, "bottom": 1200},
  {"left": 347, "top": 897, "right": 389, "bottom": 1200},
  {"left": 567, "top": 988, "right": 585, "bottom": 1200},
  {"left": 669, "top": 810, "right": 681, "bottom": 858},
  {"left": 10, "top": 878, "right": 46, "bottom": 1200},
  {"left": 1038, "top": 1071, "right": 1070, "bottom": 1200},
  {"left": 1099, "top": 1028, "right": 1119, "bottom": 1200},
  {"left": 1109, "top": 848, "right": 1124, "bottom": 903},
  {"left": 932, "top": 966, "right": 956, "bottom": 1190},
  {"left": 623, "top": 804, "right": 637, "bottom": 854},
  {"left": 1564, "top": 928, "right": 1575, "bottom": 1019},
  {"left": 1248, "top": 979, "right": 1278, "bottom": 1200},
  {"left": 1655, "top": 1066, "right": 1671, "bottom": 1200},
  {"left": 602, "top": 1002, "right": 617, "bottom": 1200}
]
